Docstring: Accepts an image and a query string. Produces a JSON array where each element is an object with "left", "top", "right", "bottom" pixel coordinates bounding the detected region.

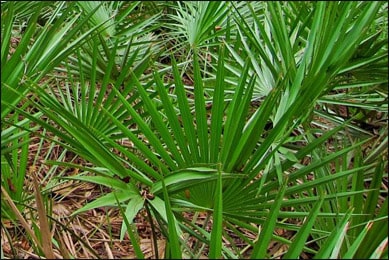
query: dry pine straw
[{"left": 2, "top": 140, "right": 386, "bottom": 258}]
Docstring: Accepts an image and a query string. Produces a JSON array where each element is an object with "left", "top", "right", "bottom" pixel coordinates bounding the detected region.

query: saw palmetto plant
[{"left": 1, "top": 1, "right": 387, "bottom": 259}]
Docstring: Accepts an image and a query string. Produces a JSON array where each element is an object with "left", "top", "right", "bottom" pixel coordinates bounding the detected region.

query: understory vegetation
[{"left": 1, "top": 1, "right": 388, "bottom": 259}]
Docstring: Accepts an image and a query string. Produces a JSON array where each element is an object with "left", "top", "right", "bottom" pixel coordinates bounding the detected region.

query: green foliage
[{"left": 1, "top": 1, "right": 387, "bottom": 259}]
